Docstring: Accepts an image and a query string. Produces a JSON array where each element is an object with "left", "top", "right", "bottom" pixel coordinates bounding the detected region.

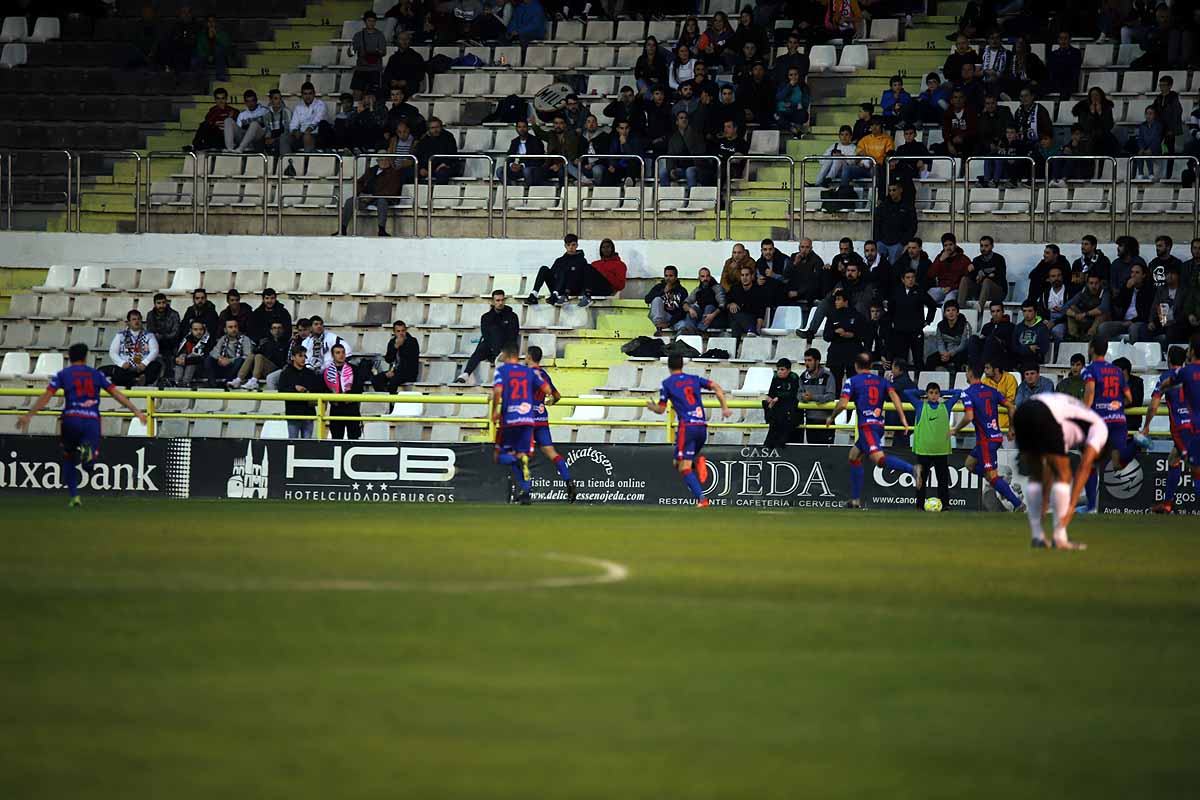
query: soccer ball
[{"left": 923, "top": 497, "right": 943, "bottom": 512}]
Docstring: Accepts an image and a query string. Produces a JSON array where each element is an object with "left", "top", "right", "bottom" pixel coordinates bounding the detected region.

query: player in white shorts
[{"left": 1011, "top": 392, "right": 1110, "bottom": 551}]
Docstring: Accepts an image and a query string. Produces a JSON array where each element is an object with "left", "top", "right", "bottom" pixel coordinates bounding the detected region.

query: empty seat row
[{"left": 0, "top": 17, "right": 59, "bottom": 43}]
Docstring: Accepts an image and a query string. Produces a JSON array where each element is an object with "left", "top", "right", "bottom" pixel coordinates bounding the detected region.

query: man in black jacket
[
  {"left": 863, "top": 241, "right": 892, "bottom": 293},
  {"left": 499, "top": 119, "right": 545, "bottom": 186},
  {"left": 872, "top": 181, "right": 917, "bottom": 266},
  {"left": 1097, "top": 262, "right": 1155, "bottom": 341},
  {"left": 801, "top": 262, "right": 874, "bottom": 343},
  {"left": 1071, "top": 234, "right": 1112, "bottom": 289},
  {"left": 383, "top": 30, "right": 425, "bottom": 95},
  {"left": 763, "top": 357, "right": 801, "bottom": 448},
  {"left": 725, "top": 264, "right": 769, "bottom": 338},
  {"left": 888, "top": 269, "right": 937, "bottom": 374},
  {"left": 645, "top": 265, "right": 689, "bottom": 332},
  {"left": 456, "top": 290, "right": 520, "bottom": 384},
  {"left": 231, "top": 320, "right": 290, "bottom": 390},
  {"left": 891, "top": 239, "right": 933, "bottom": 291},
  {"left": 967, "top": 300, "right": 1016, "bottom": 372},
  {"left": 415, "top": 117, "right": 461, "bottom": 185},
  {"left": 180, "top": 288, "right": 221, "bottom": 340},
  {"left": 602, "top": 86, "right": 647, "bottom": 137},
  {"left": 250, "top": 288, "right": 292, "bottom": 341},
  {"left": 279, "top": 347, "right": 323, "bottom": 439},
  {"left": 860, "top": 301, "right": 890, "bottom": 363},
  {"left": 217, "top": 289, "right": 253, "bottom": 337},
  {"left": 528, "top": 234, "right": 591, "bottom": 305},
  {"left": 785, "top": 238, "right": 825, "bottom": 307},
  {"left": 960, "top": 235, "right": 1008, "bottom": 324},
  {"left": 823, "top": 290, "right": 861, "bottom": 387},
  {"left": 372, "top": 319, "right": 421, "bottom": 392}
]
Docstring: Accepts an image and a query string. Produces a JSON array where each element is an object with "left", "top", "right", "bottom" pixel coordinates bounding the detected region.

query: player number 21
[{"left": 508, "top": 377, "right": 529, "bottom": 400}]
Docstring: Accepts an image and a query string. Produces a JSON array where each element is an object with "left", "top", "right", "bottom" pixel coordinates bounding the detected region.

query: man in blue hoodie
[
  {"left": 507, "top": 0, "right": 546, "bottom": 43},
  {"left": 1011, "top": 301, "right": 1050, "bottom": 365}
]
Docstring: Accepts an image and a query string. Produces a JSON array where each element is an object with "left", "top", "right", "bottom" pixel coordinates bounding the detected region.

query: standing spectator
[
  {"left": 911, "top": 73, "right": 951, "bottom": 126},
  {"left": 224, "top": 90, "right": 268, "bottom": 153},
  {"left": 279, "top": 347, "right": 322, "bottom": 439},
  {"left": 193, "top": 15, "right": 231, "bottom": 81},
  {"left": 1046, "top": 30, "right": 1082, "bottom": 100},
  {"left": 1025, "top": 244, "right": 1071, "bottom": 302},
  {"left": 160, "top": 4, "right": 200, "bottom": 75},
  {"left": 289, "top": 82, "right": 332, "bottom": 152},
  {"left": 105, "top": 310, "right": 161, "bottom": 387},
  {"left": 1063, "top": 273, "right": 1111, "bottom": 342},
  {"left": 1152, "top": 75, "right": 1184, "bottom": 175},
  {"left": 231, "top": 320, "right": 289, "bottom": 390},
  {"left": 1072, "top": 235, "right": 1112, "bottom": 288},
  {"left": 1012, "top": 87, "right": 1051, "bottom": 150},
  {"left": 925, "top": 300, "right": 972, "bottom": 374},
  {"left": 1098, "top": 263, "right": 1154, "bottom": 341},
  {"left": 1148, "top": 235, "right": 1183, "bottom": 289},
  {"left": 584, "top": 238, "right": 628, "bottom": 301},
  {"left": 180, "top": 288, "right": 220, "bottom": 339},
  {"left": 873, "top": 182, "right": 916, "bottom": 267},
  {"left": 823, "top": 290, "right": 861, "bottom": 387},
  {"left": 415, "top": 117, "right": 461, "bottom": 185},
  {"left": 528, "top": 234, "right": 590, "bottom": 305},
  {"left": 635, "top": 36, "right": 669, "bottom": 99},
  {"left": 323, "top": 344, "right": 366, "bottom": 440},
  {"left": 1011, "top": 301, "right": 1050, "bottom": 364},
  {"left": 763, "top": 357, "right": 801, "bottom": 448},
  {"left": 1129, "top": 105, "right": 1165, "bottom": 180},
  {"left": 927, "top": 233, "right": 971, "bottom": 304},
  {"left": 1015, "top": 362, "right": 1054, "bottom": 406},
  {"left": 349, "top": 11, "right": 387, "bottom": 92},
  {"left": 888, "top": 269, "right": 937, "bottom": 372},
  {"left": 336, "top": 157, "right": 406, "bottom": 237},
  {"left": 217, "top": 290, "right": 253, "bottom": 335},
  {"left": 384, "top": 30, "right": 426, "bottom": 95},
  {"left": 1054, "top": 353, "right": 1088, "bottom": 399},
  {"left": 982, "top": 359, "right": 1017, "bottom": 433},
  {"left": 304, "top": 316, "right": 352, "bottom": 372},
  {"left": 968, "top": 301, "right": 1016, "bottom": 372},
  {"left": 191, "top": 88, "right": 236, "bottom": 151},
  {"left": 720, "top": 242, "right": 758, "bottom": 290},
  {"left": 645, "top": 265, "right": 689, "bottom": 332},
  {"left": 1035, "top": 265, "right": 1075, "bottom": 342},
  {"left": 372, "top": 320, "right": 421, "bottom": 392},
  {"left": 960, "top": 235, "right": 1008, "bottom": 323},
  {"left": 205, "top": 318, "right": 254, "bottom": 386},
  {"left": 775, "top": 67, "right": 810, "bottom": 137},
  {"left": 456, "top": 291, "right": 519, "bottom": 384},
  {"left": 250, "top": 288, "right": 292, "bottom": 342},
  {"left": 262, "top": 89, "right": 292, "bottom": 156},
  {"left": 1072, "top": 87, "right": 1119, "bottom": 160},
  {"left": 725, "top": 265, "right": 769, "bottom": 338},
  {"left": 860, "top": 300, "right": 890, "bottom": 363},
  {"left": 659, "top": 112, "right": 708, "bottom": 188},
  {"left": 678, "top": 267, "right": 725, "bottom": 333},
  {"left": 143, "top": 293, "right": 180, "bottom": 370},
  {"left": 507, "top": 0, "right": 547, "bottom": 43},
  {"left": 814, "top": 126, "right": 857, "bottom": 187},
  {"left": 172, "top": 320, "right": 211, "bottom": 387},
  {"left": 825, "top": 0, "right": 862, "bottom": 44},
  {"left": 938, "top": 90, "right": 978, "bottom": 171},
  {"left": 797, "top": 348, "right": 836, "bottom": 444},
  {"left": 736, "top": 63, "right": 777, "bottom": 129},
  {"left": 976, "top": 95, "right": 1014, "bottom": 181}
]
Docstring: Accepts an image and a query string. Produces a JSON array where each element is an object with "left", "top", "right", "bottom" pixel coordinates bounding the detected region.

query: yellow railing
[{"left": 0, "top": 387, "right": 1158, "bottom": 442}]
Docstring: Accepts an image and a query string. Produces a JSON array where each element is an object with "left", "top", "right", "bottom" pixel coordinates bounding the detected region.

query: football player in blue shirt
[
  {"left": 826, "top": 352, "right": 913, "bottom": 509},
  {"left": 17, "top": 343, "right": 147, "bottom": 507},
  {"left": 646, "top": 353, "right": 731, "bottom": 507},
  {"left": 1081, "top": 336, "right": 1146, "bottom": 511},
  {"left": 526, "top": 344, "right": 577, "bottom": 503},
  {"left": 1142, "top": 345, "right": 1194, "bottom": 514},
  {"left": 1153, "top": 334, "right": 1200, "bottom": 510},
  {"left": 950, "top": 363, "right": 1026, "bottom": 511},
  {"left": 493, "top": 343, "right": 548, "bottom": 505}
]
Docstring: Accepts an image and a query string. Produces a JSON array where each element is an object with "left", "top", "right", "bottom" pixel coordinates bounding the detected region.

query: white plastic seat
[
  {"left": 0, "top": 351, "right": 30, "bottom": 376},
  {"left": 1116, "top": 44, "right": 1144, "bottom": 66},
  {"left": 1115, "top": 71, "right": 1153, "bottom": 96},
  {"left": 1082, "top": 44, "right": 1113, "bottom": 67},
  {"left": 867, "top": 18, "right": 899, "bottom": 42},
  {"left": 29, "top": 17, "right": 60, "bottom": 42},
  {"left": 833, "top": 45, "right": 869, "bottom": 73},
  {"left": 0, "top": 43, "right": 28, "bottom": 68},
  {"left": 763, "top": 306, "right": 805, "bottom": 334},
  {"left": 583, "top": 46, "right": 615, "bottom": 71},
  {"left": 734, "top": 367, "right": 774, "bottom": 396},
  {"left": 598, "top": 363, "right": 638, "bottom": 391},
  {"left": 749, "top": 130, "right": 781, "bottom": 154},
  {"left": 733, "top": 337, "right": 774, "bottom": 363},
  {"left": 807, "top": 45, "right": 836, "bottom": 72},
  {"left": 550, "top": 20, "right": 583, "bottom": 43}
]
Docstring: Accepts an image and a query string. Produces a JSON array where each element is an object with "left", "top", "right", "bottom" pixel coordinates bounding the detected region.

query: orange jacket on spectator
[
  {"left": 720, "top": 253, "right": 757, "bottom": 290},
  {"left": 855, "top": 132, "right": 894, "bottom": 168},
  {"left": 591, "top": 255, "right": 628, "bottom": 294}
]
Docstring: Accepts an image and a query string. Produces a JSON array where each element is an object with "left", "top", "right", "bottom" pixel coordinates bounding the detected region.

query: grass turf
[{"left": 1, "top": 497, "right": 1197, "bottom": 799}]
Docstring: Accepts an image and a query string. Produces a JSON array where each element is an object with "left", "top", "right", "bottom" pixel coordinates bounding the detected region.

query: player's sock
[
  {"left": 681, "top": 468, "right": 704, "bottom": 501},
  {"left": 509, "top": 462, "right": 525, "bottom": 489},
  {"left": 64, "top": 457, "right": 79, "bottom": 499},
  {"left": 883, "top": 454, "right": 914, "bottom": 475},
  {"left": 990, "top": 476, "right": 1023, "bottom": 510},
  {"left": 1050, "top": 482, "right": 1072, "bottom": 542},
  {"left": 1084, "top": 471, "right": 1098, "bottom": 512},
  {"left": 1025, "top": 481, "right": 1045, "bottom": 541},
  {"left": 553, "top": 455, "right": 571, "bottom": 483},
  {"left": 1165, "top": 465, "right": 1181, "bottom": 503},
  {"left": 1116, "top": 440, "right": 1137, "bottom": 469},
  {"left": 849, "top": 459, "right": 864, "bottom": 500},
  {"left": 497, "top": 452, "right": 517, "bottom": 466}
]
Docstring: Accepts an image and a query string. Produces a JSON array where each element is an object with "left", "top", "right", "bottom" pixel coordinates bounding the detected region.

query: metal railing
[
  {"left": 73, "top": 150, "right": 142, "bottom": 234},
  {"left": 144, "top": 150, "right": 198, "bottom": 233},
  {"left": 284, "top": 151, "right": 345, "bottom": 236},
  {"left": 199, "top": 151, "right": 270, "bottom": 235},
  {"left": 1, "top": 149, "right": 73, "bottom": 231},
  {"left": 500, "top": 154, "right": 569, "bottom": 238},
  {"left": 653, "top": 155, "right": 721, "bottom": 241},
  {"left": 724, "top": 154, "right": 794, "bottom": 241},
  {"left": 1043, "top": 155, "right": 1118, "bottom": 240},
  {"left": 344, "top": 152, "right": 415, "bottom": 237},
  {"left": 576, "top": 154, "right": 645, "bottom": 239},
  {"left": 429, "top": 153, "right": 493, "bottom": 238},
  {"left": 964, "top": 155, "right": 1036, "bottom": 241},
  {"left": 796, "top": 155, "right": 877, "bottom": 241},
  {"left": 884, "top": 154, "right": 957, "bottom": 232},
  {"left": 1123, "top": 155, "right": 1200, "bottom": 238}
]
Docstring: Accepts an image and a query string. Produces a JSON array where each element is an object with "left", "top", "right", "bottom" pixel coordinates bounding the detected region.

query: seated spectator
[
  {"left": 775, "top": 67, "right": 810, "bottom": 137},
  {"left": 1046, "top": 30, "right": 1081, "bottom": 100},
  {"left": 415, "top": 117, "right": 461, "bottom": 185},
  {"left": 230, "top": 320, "right": 288, "bottom": 390},
  {"left": 279, "top": 347, "right": 322, "bottom": 439},
  {"left": 729, "top": 7, "right": 770, "bottom": 58},
  {"left": 104, "top": 310, "right": 161, "bottom": 388},
  {"left": 1055, "top": 353, "right": 1087, "bottom": 398},
  {"left": 1015, "top": 361, "right": 1054, "bottom": 406},
  {"left": 645, "top": 265, "right": 689, "bottom": 332},
  {"left": 1026, "top": 244, "right": 1071, "bottom": 301},
  {"left": 840, "top": 116, "right": 894, "bottom": 189},
  {"left": 332, "top": 93, "right": 356, "bottom": 150},
  {"left": 529, "top": 114, "right": 581, "bottom": 184},
  {"left": 980, "top": 31, "right": 1010, "bottom": 90},
  {"left": 144, "top": 293, "right": 181, "bottom": 370},
  {"left": 1128, "top": 105, "right": 1165, "bottom": 180},
  {"left": 585, "top": 238, "right": 628, "bottom": 301},
  {"left": 1004, "top": 36, "right": 1046, "bottom": 99},
  {"left": 498, "top": 119, "right": 544, "bottom": 185},
  {"left": 217, "top": 289, "right": 253, "bottom": 335},
  {"left": 697, "top": 11, "right": 735, "bottom": 68},
  {"left": 825, "top": 0, "right": 862, "bottom": 44},
  {"left": 731, "top": 41, "right": 763, "bottom": 84},
  {"left": 159, "top": 4, "right": 200, "bottom": 75},
  {"left": 880, "top": 76, "right": 912, "bottom": 126},
  {"left": 193, "top": 15, "right": 231, "bottom": 81},
  {"left": 347, "top": 93, "right": 389, "bottom": 152},
  {"left": 224, "top": 90, "right": 268, "bottom": 153},
  {"left": 388, "top": 118, "right": 416, "bottom": 162},
  {"left": 372, "top": 320, "right": 421, "bottom": 392},
  {"left": 714, "top": 119, "right": 750, "bottom": 176},
  {"left": 960, "top": 235, "right": 1007, "bottom": 321},
  {"left": 892, "top": 238, "right": 933, "bottom": 289},
  {"left": 324, "top": 344, "right": 366, "bottom": 440},
  {"left": 737, "top": 63, "right": 776, "bottom": 129},
  {"left": 559, "top": 95, "right": 590, "bottom": 135},
  {"left": 250, "top": 289, "right": 292, "bottom": 341},
  {"left": 773, "top": 32, "right": 809, "bottom": 85},
  {"left": 1140, "top": 263, "right": 1188, "bottom": 346},
  {"left": 862, "top": 240, "right": 891, "bottom": 290},
  {"left": 579, "top": 115, "right": 610, "bottom": 181},
  {"left": 968, "top": 301, "right": 1016, "bottom": 372},
  {"left": 937, "top": 90, "right": 978, "bottom": 171},
  {"left": 599, "top": 120, "right": 644, "bottom": 186},
  {"left": 386, "top": 86, "right": 427, "bottom": 138},
  {"left": 603, "top": 86, "right": 648, "bottom": 138},
  {"left": 384, "top": 30, "right": 426, "bottom": 95},
  {"left": 671, "top": 82, "right": 701, "bottom": 123},
  {"left": 262, "top": 89, "right": 292, "bottom": 156},
  {"left": 660, "top": 111, "right": 710, "bottom": 189},
  {"left": 677, "top": 267, "right": 726, "bottom": 332},
  {"left": 191, "top": 88, "right": 236, "bottom": 151},
  {"left": 1035, "top": 264, "right": 1076, "bottom": 342},
  {"left": 1063, "top": 273, "right": 1111, "bottom": 341},
  {"left": 456, "top": 291, "right": 519, "bottom": 385},
  {"left": 928, "top": 233, "right": 971, "bottom": 304},
  {"left": 668, "top": 43, "right": 699, "bottom": 90},
  {"left": 925, "top": 299, "right": 972, "bottom": 373},
  {"left": 677, "top": 15, "right": 703, "bottom": 51},
  {"left": 725, "top": 264, "right": 769, "bottom": 337},
  {"left": 757, "top": 238, "right": 789, "bottom": 280},
  {"left": 720, "top": 242, "right": 757, "bottom": 290},
  {"left": 1033, "top": 130, "right": 1059, "bottom": 181},
  {"left": 944, "top": 33, "right": 982, "bottom": 80},
  {"left": 953, "top": 61, "right": 986, "bottom": 111},
  {"left": 349, "top": 11, "right": 387, "bottom": 92},
  {"left": 976, "top": 94, "right": 1014, "bottom": 177},
  {"left": 815, "top": 126, "right": 857, "bottom": 186},
  {"left": 635, "top": 37, "right": 669, "bottom": 99},
  {"left": 911, "top": 73, "right": 951, "bottom": 126},
  {"left": 528, "top": 234, "right": 590, "bottom": 305},
  {"left": 984, "top": 125, "right": 1032, "bottom": 187},
  {"left": 690, "top": 62, "right": 719, "bottom": 107},
  {"left": 823, "top": 289, "right": 863, "bottom": 386},
  {"left": 289, "top": 82, "right": 333, "bottom": 152},
  {"left": 872, "top": 180, "right": 917, "bottom": 267},
  {"left": 304, "top": 316, "right": 352, "bottom": 372},
  {"left": 205, "top": 318, "right": 254, "bottom": 386},
  {"left": 507, "top": 0, "right": 546, "bottom": 43},
  {"left": 180, "top": 288, "right": 220, "bottom": 339},
  {"left": 1148, "top": 235, "right": 1182, "bottom": 289},
  {"left": 172, "top": 320, "right": 212, "bottom": 387},
  {"left": 784, "top": 238, "right": 825, "bottom": 307},
  {"left": 851, "top": 103, "right": 874, "bottom": 142},
  {"left": 1049, "top": 124, "right": 1091, "bottom": 185},
  {"left": 1071, "top": 235, "right": 1112, "bottom": 288},
  {"left": 1111, "top": 235, "right": 1149, "bottom": 293},
  {"left": 1011, "top": 301, "right": 1050, "bottom": 364}
]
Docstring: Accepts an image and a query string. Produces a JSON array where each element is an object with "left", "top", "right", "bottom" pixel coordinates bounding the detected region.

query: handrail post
[
  {"left": 256, "top": 152, "right": 267, "bottom": 236},
  {"left": 964, "top": 155, "right": 1034, "bottom": 241},
  {"left": 576, "top": 153, "right": 644, "bottom": 240},
  {"left": 498, "top": 154, "right": 568, "bottom": 238},
  {"left": 146, "top": 395, "right": 156, "bottom": 437},
  {"left": 347, "top": 152, "right": 418, "bottom": 237},
  {"left": 724, "top": 154, "right": 794, "bottom": 241},
  {"left": 316, "top": 397, "right": 326, "bottom": 440},
  {"left": 425, "top": 153, "right": 492, "bottom": 238}
]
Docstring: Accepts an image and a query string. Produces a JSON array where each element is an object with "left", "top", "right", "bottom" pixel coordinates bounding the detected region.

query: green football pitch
[{"left": 1, "top": 497, "right": 1198, "bottom": 800}]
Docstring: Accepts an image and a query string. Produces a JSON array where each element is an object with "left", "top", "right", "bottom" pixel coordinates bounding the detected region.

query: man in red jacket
[
  {"left": 581, "top": 238, "right": 628, "bottom": 306},
  {"left": 928, "top": 232, "right": 972, "bottom": 304},
  {"left": 191, "top": 87, "right": 237, "bottom": 151}
]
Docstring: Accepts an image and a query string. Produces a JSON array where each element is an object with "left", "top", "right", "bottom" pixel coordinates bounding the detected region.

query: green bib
[{"left": 912, "top": 401, "right": 951, "bottom": 456}]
